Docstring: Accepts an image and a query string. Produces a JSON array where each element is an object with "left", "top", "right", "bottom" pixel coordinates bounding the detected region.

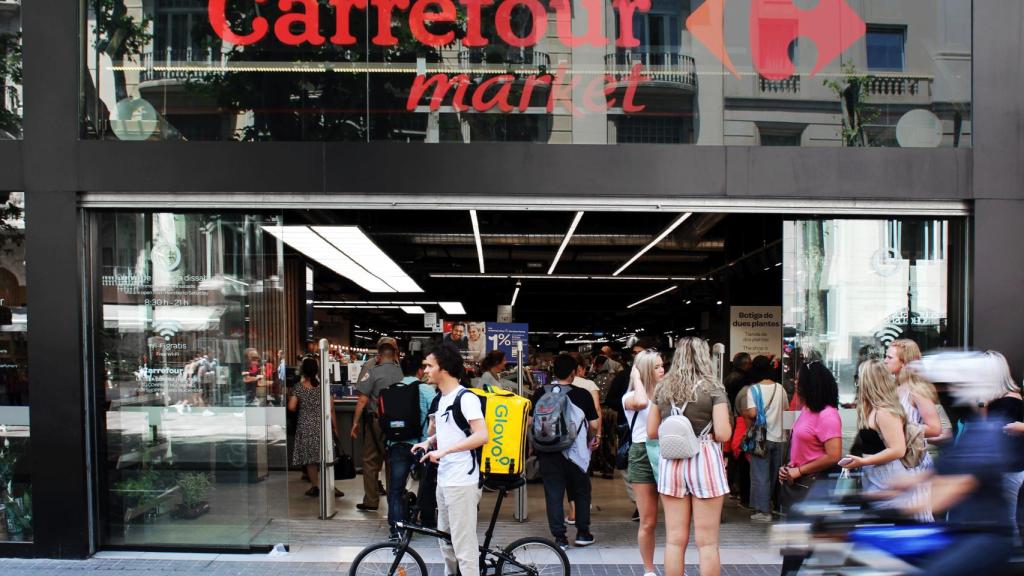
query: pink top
[{"left": 788, "top": 405, "right": 842, "bottom": 468}]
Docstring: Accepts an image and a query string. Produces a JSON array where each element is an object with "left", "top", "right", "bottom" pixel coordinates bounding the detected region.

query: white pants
[{"left": 437, "top": 483, "right": 482, "bottom": 576}]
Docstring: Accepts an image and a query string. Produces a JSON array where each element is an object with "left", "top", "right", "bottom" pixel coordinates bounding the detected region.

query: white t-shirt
[
  {"left": 435, "top": 386, "right": 485, "bottom": 487},
  {"left": 621, "top": 390, "right": 650, "bottom": 444},
  {"left": 747, "top": 382, "right": 787, "bottom": 442}
]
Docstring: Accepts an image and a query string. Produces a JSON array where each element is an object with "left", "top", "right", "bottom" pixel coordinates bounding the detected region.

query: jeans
[
  {"left": 386, "top": 443, "right": 417, "bottom": 533},
  {"left": 1004, "top": 470, "right": 1024, "bottom": 541},
  {"left": 750, "top": 440, "right": 785, "bottom": 514},
  {"left": 417, "top": 462, "right": 438, "bottom": 529},
  {"left": 538, "top": 452, "right": 591, "bottom": 537}
]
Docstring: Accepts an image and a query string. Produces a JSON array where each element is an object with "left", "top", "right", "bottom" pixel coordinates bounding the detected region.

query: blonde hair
[
  {"left": 857, "top": 359, "right": 925, "bottom": 468},
  {"left": 654, "top": 337, "right": 721, "bottom": 406},
  {"left": 889, "top": 339, "right": 938, "bottom": 402},
  {"left": 629, "top": 349, "right": 661, "bottom": 399},
  {"left": 987, "top": 350, "right": 1021, "bottom": 396}
]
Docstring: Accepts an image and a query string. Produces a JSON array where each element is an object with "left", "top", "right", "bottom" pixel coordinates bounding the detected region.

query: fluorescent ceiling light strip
[
  {"left": 427, "top": 273, "right": 697, "bottom": 281},
  {"left": 313, "top": 226, "right": 423, "bottom": 293},
  {"left": 470, "top": 210, "right": 485, "bottom": 273},
  {"left": 511, "top": 285, "right": 520, "bottom": 307},
  {"left": 263, "top": 226, "right": 394, "bottom": 292},
  {"left": 626, "top": 285, "right": 678, "bottom": 309},
  {"left": 438, "top": 302, "right": 466, "bottom": 315},
  {"left": 613, "top": 212, "right": 693, "bottom": 276},
  {"left": 548, "top": 211, "right": 584, "bottom": 275},
  {"left": 401, "top": 306, "right": 426, "bottom": 314}
]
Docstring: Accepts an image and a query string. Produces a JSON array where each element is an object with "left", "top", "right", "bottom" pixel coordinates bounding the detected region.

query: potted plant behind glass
[{"left": 173, "top": 472, "right": 211, "bottom": 519}]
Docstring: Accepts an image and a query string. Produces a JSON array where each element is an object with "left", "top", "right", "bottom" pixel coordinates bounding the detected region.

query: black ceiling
[{"left": 284, "top": 209, "right": 784, "bottom": 340}]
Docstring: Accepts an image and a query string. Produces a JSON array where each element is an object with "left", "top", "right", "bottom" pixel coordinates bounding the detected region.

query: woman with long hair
[
  {"left": 647, "top": 338, "right": 731, "bottom": 576},
  {"left": 621, "top": 349, "right": 664, "bottom": 576},
  {"left": 779, "top": 361, "right": 842, "bottom": 512},
  {"left": 288, "top": 356, "right": 342, "bottom": 498},
  {"left": 885, "top": 339, "right": 943, "bottom": 439},
  {"left": 841, "top": 359, "right": 929, "bottom": 520}
]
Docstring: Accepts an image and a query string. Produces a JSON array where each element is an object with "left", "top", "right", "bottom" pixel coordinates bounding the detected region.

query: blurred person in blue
[{"left": 886, "top": 351, "right": 1022, "bottom": 576}]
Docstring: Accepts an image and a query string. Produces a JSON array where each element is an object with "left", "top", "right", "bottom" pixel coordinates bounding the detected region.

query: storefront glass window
[
  {"left": 89, "top": 211, "right": 290, "bottom": 548},
  {"left": 0, "top": 192, "right": 28, "bottom": 542},
  {"left": 783, "top": 218, "right": 960, "bottom": 404},
  {"left": 79, "top": 0, "right": 972, "bottom": 146},
  {"left": 0, "top": 1, "right": 21, "bottom": 139}
]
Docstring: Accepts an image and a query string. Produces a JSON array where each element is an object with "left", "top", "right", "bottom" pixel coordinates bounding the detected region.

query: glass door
[{"left": 86, "top": 211, "right": 291, "bottom": 549}]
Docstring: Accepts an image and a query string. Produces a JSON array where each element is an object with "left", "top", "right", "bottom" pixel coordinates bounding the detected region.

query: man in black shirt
[{"left": 529, "top": 353, "right": 600, "bottom": 549}]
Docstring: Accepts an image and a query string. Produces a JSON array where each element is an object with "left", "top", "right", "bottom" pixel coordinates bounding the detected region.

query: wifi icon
[
  {"left": 874, "top": 324, "right": 904, "bottom": 346},
  {"left": 154, "top": 319, "right": 182, "bottom": 340}
]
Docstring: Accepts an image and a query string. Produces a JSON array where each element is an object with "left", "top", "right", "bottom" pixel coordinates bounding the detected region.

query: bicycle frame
[{"left": 390, "top": 482, "right": 540, "bottom": 576}]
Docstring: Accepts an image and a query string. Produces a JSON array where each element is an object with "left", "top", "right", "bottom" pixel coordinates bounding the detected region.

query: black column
[
  {"left": 22, "top": 0, "right": 89, "bottom": 559},
  {"left": 973, "top": 1, "right": 1024, "bottom": 376}
]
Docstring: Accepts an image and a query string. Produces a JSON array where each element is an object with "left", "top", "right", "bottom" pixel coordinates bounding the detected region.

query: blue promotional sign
[{"left": 486, "top": 323, "right": 529, "bottom": 365}]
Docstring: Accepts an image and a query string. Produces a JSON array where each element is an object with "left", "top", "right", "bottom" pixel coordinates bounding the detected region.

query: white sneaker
[
  {"left": 643, "top": 572, "right": 659, "bottom": 576},
  {"left": 750, "top": 512, "right": 774, "bottom": 523}
]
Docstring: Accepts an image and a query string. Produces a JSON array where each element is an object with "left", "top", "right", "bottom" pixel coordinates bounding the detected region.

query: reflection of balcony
[
  {"left": 140, "top": 48, "right": 224, "bottom": 83},
  {"left": 864, "top": 74, "right": 933, "bottom": 103},
  {"left": 455, "top": 48, "right": 551, "bottom": 68},
  {"left": 759, "top": 74, "right": 801, "bottom": 95},
  {"left": 604, "top": 51, "right": 697, "bottom": 92}
]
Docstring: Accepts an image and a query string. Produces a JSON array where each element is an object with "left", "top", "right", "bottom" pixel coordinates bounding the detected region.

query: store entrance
[
  {"left": 86, "top": 207, "right": 963, "bottom": 551},
  {"left": 276, "top": 208, "right": 784, "bottom": 535}
]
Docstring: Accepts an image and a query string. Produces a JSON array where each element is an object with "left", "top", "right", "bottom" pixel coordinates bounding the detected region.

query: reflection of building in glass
[
  {"left": 82, "top": 0, "right": 970, "bottom": 145},
  {"left": 783, "top": 219, "right": 951, "bottom": 400},
  {"left": 0, "top": 0, "right": 22, "bottom": 139}
]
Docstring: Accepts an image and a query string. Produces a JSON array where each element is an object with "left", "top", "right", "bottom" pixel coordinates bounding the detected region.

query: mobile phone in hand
[{"left": 837, "top": 456, "right": 855, "bottom": 467}]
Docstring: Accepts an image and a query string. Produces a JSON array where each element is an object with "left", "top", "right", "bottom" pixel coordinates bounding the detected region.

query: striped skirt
[
  {"left": 862, "top": 456, "right": 934, "bottom": 523},
  {"left": 657, "top": 439, "right": 730, "bottom": 499}
]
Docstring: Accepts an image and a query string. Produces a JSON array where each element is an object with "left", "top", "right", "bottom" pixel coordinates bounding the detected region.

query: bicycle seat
[{"left": 483, "top": 475, "right": 526, "bottom": 491}]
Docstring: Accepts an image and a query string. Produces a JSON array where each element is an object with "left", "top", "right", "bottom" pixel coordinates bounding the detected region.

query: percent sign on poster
[{"left": 486, "top": 323, "right": 529, "bottom": 364}]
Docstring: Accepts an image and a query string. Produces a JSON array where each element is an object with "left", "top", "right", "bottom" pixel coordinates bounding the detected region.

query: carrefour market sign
[{"left": 208, "top": 0, "right": 652, "bottom": 49}]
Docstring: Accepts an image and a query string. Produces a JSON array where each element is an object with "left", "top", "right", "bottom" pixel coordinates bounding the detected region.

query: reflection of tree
[
  {"left": 823, "top": 61, "right": 879, "bottom": 147},
  {"left": 0, "top": 31, "right": 21, "bottom": 138},
  {"left": 800, "top": 221, "right": 828, "bottom": 344},
  {"left": 193, "top": 2, "right": 441, "bottom": 141},
  {"left": 84, "top": 0, "right": 152, "bottom": 137}
]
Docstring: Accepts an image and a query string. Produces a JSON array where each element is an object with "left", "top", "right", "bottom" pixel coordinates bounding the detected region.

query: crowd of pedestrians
[{"left": 318, "top": 334, "right": 1024, "bottom": 576}]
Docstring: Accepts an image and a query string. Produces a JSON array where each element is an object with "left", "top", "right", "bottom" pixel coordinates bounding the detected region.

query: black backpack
[
  {"left": 432, "top": 388, "right": 484, "bottom": 478},
  {"left": 379, "top": 381, "right": 424, "bottom": 442}
]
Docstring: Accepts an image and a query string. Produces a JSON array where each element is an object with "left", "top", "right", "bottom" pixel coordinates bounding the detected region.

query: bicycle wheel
[
  {"left": 496, "top": 537, "right": 570, "bottom": 576},
  {"left": 348, "top": 542, "right": 428, "bottom": 576}
]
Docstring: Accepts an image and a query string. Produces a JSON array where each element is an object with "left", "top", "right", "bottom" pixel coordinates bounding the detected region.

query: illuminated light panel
[
  {"left": 313, "top": 226, "right": 423, "bottom": 293},
  {"left": 401, "top": 306, "right": 426, "bottom": 314},
  {"left": 626, "top": 285, "right": 679, "bottom": 309},
  {"left": 470, "top": 210, "right": 485, "bottom": 273},
  {"left": 613, "top": 212, "right": 693, "bottom": 276},
  {"left": 438, "top": 302, "right": 466, "bottom": 315},
  {"left": 263, "top": 226, "right": 394, "bottom": 292},
  {"left": 511, "top": 282, "right": 521, "bottom": 307},
  {"left": 548, "top": 211, "right": 584, "bottom": 275}
]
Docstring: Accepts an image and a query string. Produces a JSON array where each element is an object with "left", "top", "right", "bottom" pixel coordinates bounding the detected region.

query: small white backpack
[{"left": 658, "top": 402, "right": 712, "bottom": 460}]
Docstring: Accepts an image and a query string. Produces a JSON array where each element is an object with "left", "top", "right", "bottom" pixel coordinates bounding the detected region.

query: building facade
[{"left": 0, "top": 0, "right": 1021, "bottom": 560}]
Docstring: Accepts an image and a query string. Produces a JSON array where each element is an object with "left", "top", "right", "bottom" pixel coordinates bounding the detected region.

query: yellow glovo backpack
[{"left": 467, "top": 387, "right": 531, "bottom": 479}]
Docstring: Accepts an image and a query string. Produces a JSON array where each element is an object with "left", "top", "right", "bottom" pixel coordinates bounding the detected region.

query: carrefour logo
[
  {"left": 689, "top": 0, "right": 866, "bottom": 80},
  {"left": 490, "top": 404, "right": 511, "bottom": 466}
]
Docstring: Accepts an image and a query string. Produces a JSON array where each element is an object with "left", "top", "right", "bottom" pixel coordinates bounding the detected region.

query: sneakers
[
  {"left": 356, "top": 503, "right": 379, "bottom": 512},
  {"left": 565, "top": 518, "right": 575, "bottom": 526},
  {"left": 750, "top": 512, "right": 773, "bottom": 523},
  {"left": 574, "top": 531, "right": 595, "bottom": 547},
  {"left": 631, "top": 507, "right": 640, "bottom": 522},
  {"left": 554, "top": 535, "right": 570, "bottom": 551}
]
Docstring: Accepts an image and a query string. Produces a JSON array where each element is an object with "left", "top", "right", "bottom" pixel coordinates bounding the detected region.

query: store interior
[{"left": 102, "top": 207, "right": 947, "bottom": 549}]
